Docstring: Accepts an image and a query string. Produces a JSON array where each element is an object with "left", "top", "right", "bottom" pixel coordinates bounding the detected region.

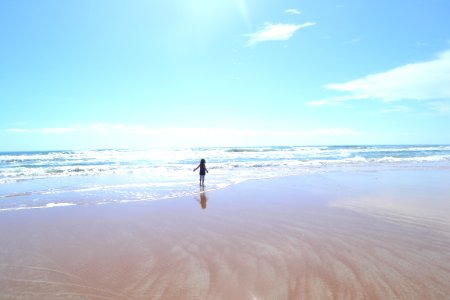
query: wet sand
[{"left": 0, "top": 170, "right": 450, "bottom": 299}]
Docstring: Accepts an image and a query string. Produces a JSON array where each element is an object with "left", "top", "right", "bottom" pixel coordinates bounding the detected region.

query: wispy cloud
[
  {"left": 307, "top": 49, "right": 450, "bottom": 107},
  {"left": 343, "top": 38, "right": 361, "bottom": 45},
  {"left": 246, "top": 22, "right": 315, "bottom": 46},
  {"left": 429, "top": 101, "right": 450, "bottom": 114},
  {"left": 415, "top": 41, "right": 430, "bottom": 47},
  {"left": 6, "top": 127, "right": 77, "bottom": 133},
  {"left": 378, "top": 105, "right": 413, "bottom": 114},
  {"left": 285, "top": 8, "right": 301, "bottom": 15},
  {"left": 6, "top": 124, "right": 356, "bottom": 138},
  {"left": 5, "top": 124, "right": 357, "bottom": 147}
]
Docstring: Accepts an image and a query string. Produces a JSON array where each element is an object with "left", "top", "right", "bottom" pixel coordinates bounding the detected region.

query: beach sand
[{"left": 0, "top": 170, "right": 450, "bottom": 299}]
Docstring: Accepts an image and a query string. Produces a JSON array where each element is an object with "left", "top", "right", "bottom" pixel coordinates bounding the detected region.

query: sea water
[{"left": 1, "top": 145, "right": 449, "bottom": 211}]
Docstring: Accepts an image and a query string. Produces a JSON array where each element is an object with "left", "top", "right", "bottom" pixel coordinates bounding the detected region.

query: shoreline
[
  {"left": 1, "top": 169, "right": 449, "bottom": 299},
  {"left": 2, "top": 144, "right": 450, "bottom": 213}
]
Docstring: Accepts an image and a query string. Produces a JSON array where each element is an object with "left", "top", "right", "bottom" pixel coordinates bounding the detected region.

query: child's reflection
[{"left": 198, "top": 186, "right": 208, "bottom": 209}]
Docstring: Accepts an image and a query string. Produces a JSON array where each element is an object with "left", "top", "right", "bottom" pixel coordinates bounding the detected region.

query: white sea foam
[
  {"left": 0, "top": 202, "right": 76, "bottom": 212},
  {"left": 45, "top": 202, "right": 76, "bottom": 208}
]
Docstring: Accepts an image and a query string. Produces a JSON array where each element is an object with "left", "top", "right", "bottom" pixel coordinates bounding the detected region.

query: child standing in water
[{"left": 193, "top": 159, "right": 208, "bottom": 186}]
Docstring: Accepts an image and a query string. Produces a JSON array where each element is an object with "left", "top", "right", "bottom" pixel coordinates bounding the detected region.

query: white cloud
[
  {"left": 246, "top": 22, "right": 315, "bottom": 46},
  {"left": 5, "top": 124, "right": 357, "bottom": 148},
  {"left": 429, "top": 101, "right": 450, "bottom": 114},
  {"left": 307, "top": 49, "right": 450, "bottom": 106},
  {"left": 307, "top": 95, "right": 364, "bottom": 107},
  {"left": 6, "top": 124, "right": 356, "bottom": 138},
  {"left": 285, "top": 9, "right": 301, "bottom": 15}
]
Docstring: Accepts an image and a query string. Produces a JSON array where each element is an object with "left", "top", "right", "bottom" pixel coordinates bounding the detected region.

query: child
[{"left": 193, "top": 159, "right": 208, "bottom": 186}]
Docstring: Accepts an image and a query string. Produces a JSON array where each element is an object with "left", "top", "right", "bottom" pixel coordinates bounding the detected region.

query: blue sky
[{"left": 1, "top": 0, "right": 449, "bottom": 151}]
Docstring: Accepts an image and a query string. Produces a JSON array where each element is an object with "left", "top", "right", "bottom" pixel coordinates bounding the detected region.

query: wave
[
  {"left": 0, "top": 202, "right": 76, "bottom": 212},
  {"left": 224, "top": 148, "right": 277, "bottom": 153},
  {"left": 1, "top": 155, "right": 450, "bottom": 184},
  {"left": 1, "top": 146, "right": 450, "bottom": 212},
  {"left": 1, "top": 146, "right": 450, "bottom": 185}
]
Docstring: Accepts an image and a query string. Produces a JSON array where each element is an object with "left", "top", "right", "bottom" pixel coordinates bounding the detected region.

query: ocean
[{"left": 1, "top": 145, "right": 449, "bottom": 212}]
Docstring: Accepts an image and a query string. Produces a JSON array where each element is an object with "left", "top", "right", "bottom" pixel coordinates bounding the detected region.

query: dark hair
[{"left": 200, "top": 159, "right": 206, "bottom": 164}]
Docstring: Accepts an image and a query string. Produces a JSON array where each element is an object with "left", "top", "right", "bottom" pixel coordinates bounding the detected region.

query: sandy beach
[{"left": 1, "top": 169, "right": 450, "bottom": 299}]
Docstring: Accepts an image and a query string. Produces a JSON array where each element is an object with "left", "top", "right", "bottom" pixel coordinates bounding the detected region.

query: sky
[{"left": 1, "top": 0, "right": 450, "bottom": 151}]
